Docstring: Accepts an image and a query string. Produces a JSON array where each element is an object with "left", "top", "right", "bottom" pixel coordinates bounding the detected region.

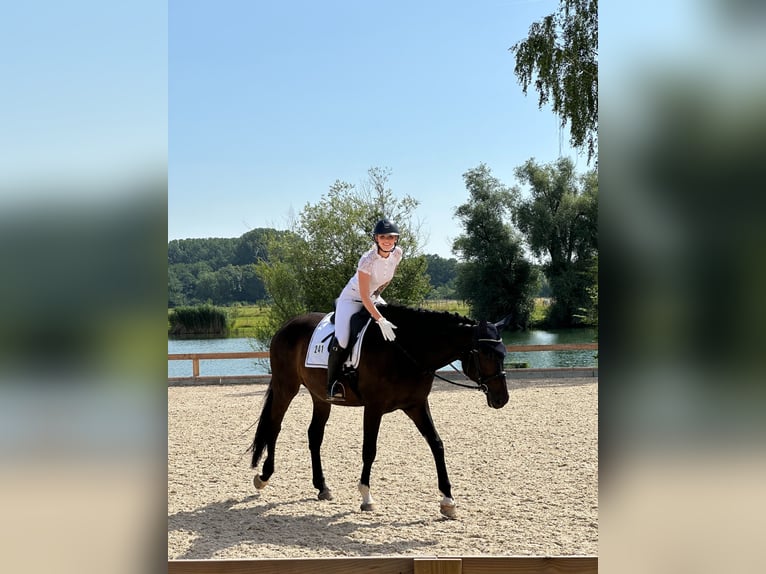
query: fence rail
[{"left": 168, "top": 344, "right": 597, "bottom": 380}]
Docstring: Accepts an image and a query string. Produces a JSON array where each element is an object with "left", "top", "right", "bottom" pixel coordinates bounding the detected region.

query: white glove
[
  {"left": 377, "top": 317, "right": 397, "bottom": 342},
  {"left": 374, "top": 295, "right": 387, "bottom": 306}
]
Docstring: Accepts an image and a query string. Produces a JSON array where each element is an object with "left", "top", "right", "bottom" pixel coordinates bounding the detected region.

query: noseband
[{"left": 464, "top": 347, "right": 507, "bottom": 394}]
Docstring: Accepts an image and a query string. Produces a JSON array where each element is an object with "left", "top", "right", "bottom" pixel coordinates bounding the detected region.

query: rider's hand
[{"left": 377, "top": 317, "right": 397, "bottom": 341}]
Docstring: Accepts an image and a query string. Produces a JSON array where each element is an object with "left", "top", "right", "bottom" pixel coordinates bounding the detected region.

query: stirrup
[{"left": 327, "top": 381, "right": 346, "bottom": 402}]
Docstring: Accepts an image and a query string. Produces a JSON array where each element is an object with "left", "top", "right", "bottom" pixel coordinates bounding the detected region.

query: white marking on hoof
[
  {"left": 253, "top": 475, "right": 268, "bottom": 490},
  {"left": 440, "top": 496, "right": 457, "bottom": 519},
  {"left": 358, "top": 482, "right": 376, "bottom": 511},
  {"left": 318, "top": 488, "right": 333, "bottom": 501}
]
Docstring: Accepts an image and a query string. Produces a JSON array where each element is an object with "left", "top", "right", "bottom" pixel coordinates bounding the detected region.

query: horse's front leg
[
  {"left": 404, "top": 402, "right": 457, "bottom": 519},
  {"left": 358, "top": 407, "right": 383, "bottom": 511},
  {"left": 308, "top": 396, "right": 333, "bottom": 501}
]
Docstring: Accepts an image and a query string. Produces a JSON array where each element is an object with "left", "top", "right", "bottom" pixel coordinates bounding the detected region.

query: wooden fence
[
  {"left": 169, "top": 556, "right": 598, "bottom": 573},
  {"left": 168, "top": 344, "right": 598, "bottom": 381},
  {"left": 169, "top": 351, "right": 269, "bottom": 379}
]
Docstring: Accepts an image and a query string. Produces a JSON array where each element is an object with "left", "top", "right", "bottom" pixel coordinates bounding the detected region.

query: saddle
[{"left": 304, "top": 307, "right": 372, "bottom": 370}]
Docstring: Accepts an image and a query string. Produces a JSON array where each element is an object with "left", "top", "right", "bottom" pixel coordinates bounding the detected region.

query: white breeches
[{"left": 334, "top": 298, "right": 363, "bottom": 349}]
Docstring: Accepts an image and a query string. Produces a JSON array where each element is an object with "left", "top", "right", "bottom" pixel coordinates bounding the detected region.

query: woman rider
[{"left": 326, "top": 218, "right": 402, "bottom": 401}]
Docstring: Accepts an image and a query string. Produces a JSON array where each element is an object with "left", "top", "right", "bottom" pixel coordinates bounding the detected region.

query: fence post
[{"left": 414, "top": 558, "right": 462, "bottom": 574}]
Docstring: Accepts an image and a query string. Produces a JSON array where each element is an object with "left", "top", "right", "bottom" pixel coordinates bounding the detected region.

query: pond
[
  {"left": 502, "top": 327, "right": 598, "bottom": 369},
  {"left": 168, "top": 327, "right": 597, "bottom": 378},
  {"left": 167, "top": 337, "right": 269, "bottom": 378}
]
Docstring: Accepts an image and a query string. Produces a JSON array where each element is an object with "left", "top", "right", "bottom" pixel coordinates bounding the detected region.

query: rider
[{"left": 326, "top": 218, "right": 402, "bottom": 401}]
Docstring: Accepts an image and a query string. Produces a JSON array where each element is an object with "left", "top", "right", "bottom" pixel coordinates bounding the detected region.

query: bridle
[{"left": 464, "top": 345, "right": 507, "bottom": 389}]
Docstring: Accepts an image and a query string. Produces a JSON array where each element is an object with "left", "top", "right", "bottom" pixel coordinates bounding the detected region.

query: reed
[{"left": 168, "top": 305, "right": 230, "bottom": 337}]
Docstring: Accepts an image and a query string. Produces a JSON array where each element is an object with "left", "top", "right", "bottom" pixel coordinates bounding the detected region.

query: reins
[
  {"left": 434, "top": 361, "right": 485, "bottom": 389},
  {"left": 392, "top": 340, "right": 504, "bottom": 393}
]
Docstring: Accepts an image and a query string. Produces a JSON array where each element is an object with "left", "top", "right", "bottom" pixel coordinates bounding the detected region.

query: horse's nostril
[{"left": 489, "top": 395, "right": 509, "bottom": 409}]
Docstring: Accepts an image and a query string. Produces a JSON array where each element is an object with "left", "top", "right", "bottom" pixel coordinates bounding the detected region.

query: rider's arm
[{"left": 357, "top": 271, "right": 384, "bottom": 321}]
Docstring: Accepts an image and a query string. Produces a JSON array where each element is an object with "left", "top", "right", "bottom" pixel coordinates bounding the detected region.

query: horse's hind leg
[
  {"left": 308, "top": 397, "right": 333, "bottom": 501},
  {"left": 250, "top": 376, "right": 299, "bottom": 490}
]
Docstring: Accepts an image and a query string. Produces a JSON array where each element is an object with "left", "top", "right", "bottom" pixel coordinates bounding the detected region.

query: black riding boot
[{"left": 326, "top": 339, "right": 349, "bottom": 401}]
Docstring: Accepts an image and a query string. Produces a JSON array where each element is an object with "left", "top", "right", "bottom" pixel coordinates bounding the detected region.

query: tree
[
  {"left": 168, "top": 271, "right": 186, "bottom": 307},
  {"left": 512, "top": 157, "right": 597, "bottom": 327},
  {"left": 424, "top": 254, "right": 458, "bottom": 287},
  {"left": 168, "top": 261, "right": 213, "bottom": 306},
  {"left": 424, "top": 254, "right": 459, "bottom": 300},
  {"left": 234, "top": 228, "right": 281, "bottom": 265},
  {"left": 255, "top": 167, "right": 430, "bottom": 342},
  {"left": 573, "top": 255, "right": 598, "bottom": 328},
  {"left": 510, "top": 0, "right": 598, "bottom": 162},
  {"left": 168, "top": 232, "right": 274, "bottom": 306},
  {"left": 253, "top": 258, "right": 307, "bottom": 344},
  {"left": 452, "top": 164, "right": 539, "bottom": 327},
  {"left": 168, "top": 237, "right": 238, "bottom": 269}
]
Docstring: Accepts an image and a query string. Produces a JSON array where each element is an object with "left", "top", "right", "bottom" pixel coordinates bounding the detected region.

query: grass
[
  {"left": 226, "top": 304, "right": 271, "bottom": 338},
  {"left": 423, "top": 298, "right": 552, "bottom": 326},
  {"left": 421, "top": 299, "right": 471, "bottom": 315},
  {"left": 530, "top": 297, "right": 551, "bottom": 327}
]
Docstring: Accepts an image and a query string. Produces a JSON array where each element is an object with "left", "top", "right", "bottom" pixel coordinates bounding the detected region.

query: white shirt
[{"left": 339, "top": 246, "right": 403, "bottom": 302}]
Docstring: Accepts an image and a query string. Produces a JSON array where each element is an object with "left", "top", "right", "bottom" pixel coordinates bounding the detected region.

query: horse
[{"left": 248, "top": 303, "right": 512, "bottom": 518}]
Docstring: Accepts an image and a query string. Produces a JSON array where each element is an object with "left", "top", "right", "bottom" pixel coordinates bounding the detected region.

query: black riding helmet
[
  {"left": 372, "top": 218, "right": 400, "bottom": 237},
  {"left": 372, "top": 218, "right": 400, "bottom": 253}
]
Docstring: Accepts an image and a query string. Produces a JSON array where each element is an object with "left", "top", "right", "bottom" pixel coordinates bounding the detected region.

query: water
[
  {"left": 168, "top": 338, "right": 270, "bottom": 378},
  {"left": 168, "top": 328, "right": 597, "bottom": 378},
  {"left": 503, "top": 328, "right": 598, "bottom": 369}
]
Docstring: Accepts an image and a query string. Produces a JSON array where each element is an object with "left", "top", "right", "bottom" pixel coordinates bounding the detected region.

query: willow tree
[
  {"left": 512, "top": 157, "right": 598, "bottom": 327},
  {"left": 510, "top": 0, "right": 598, "bottom": 162},
  {"left": 452, "top": 164, "right": 539, "bottom": 327}
]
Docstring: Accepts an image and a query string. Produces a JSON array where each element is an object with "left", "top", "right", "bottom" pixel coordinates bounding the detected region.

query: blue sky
[{"left": 168, "top": 0, "right": 585, "bottom": 258}]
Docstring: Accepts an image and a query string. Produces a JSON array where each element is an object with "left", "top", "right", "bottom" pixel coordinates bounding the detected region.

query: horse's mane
[{"left": 380, "top": 303, "right": 476, "bottom": 331}]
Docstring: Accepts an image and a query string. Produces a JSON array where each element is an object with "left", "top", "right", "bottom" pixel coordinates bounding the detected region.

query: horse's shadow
[{"left": 168, "top": 494, "right": 439, "bottom": 559}]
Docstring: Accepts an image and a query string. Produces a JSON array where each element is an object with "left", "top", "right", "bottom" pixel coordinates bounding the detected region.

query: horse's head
[{"left": 461, "top": 317, "right": 511, "bottom": 409}]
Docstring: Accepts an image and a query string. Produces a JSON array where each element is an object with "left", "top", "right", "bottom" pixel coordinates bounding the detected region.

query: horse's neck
[{"left": 405, "top": 321, "right": 473, "bottom": 371}]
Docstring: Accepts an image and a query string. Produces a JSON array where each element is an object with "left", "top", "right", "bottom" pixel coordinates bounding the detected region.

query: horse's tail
[{"left": 248, "top": 382, "right": 275, "bottom": 468}]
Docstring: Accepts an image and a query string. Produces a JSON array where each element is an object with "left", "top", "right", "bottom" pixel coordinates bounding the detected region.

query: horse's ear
[{"left": 493, "top": 314, "right": 513, "bottom": 332}]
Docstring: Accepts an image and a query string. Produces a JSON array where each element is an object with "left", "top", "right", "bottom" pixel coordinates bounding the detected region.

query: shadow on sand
[{"left": 168, "top": 494, "right": 441, "bottom": 559}]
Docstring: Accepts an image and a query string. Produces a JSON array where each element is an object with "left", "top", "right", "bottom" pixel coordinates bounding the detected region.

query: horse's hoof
[
  {"left": 253, "top": 475, "right": 268, "bottom": 490},
  {"left": 360, "top": 502, "right": 377, "bottom": 512},
  {"left": 318, "top": 488, "right": 333, "bottom": 501},
  {"left": 440, "top": 503, "right": 457, "bottom": 519}
]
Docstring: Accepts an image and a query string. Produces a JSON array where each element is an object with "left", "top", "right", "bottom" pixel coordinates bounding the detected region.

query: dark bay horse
[{"left": 248, "top": 304, "right": 511, "bottom": 518}]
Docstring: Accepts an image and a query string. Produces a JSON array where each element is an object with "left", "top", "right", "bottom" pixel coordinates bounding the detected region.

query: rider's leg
[
  {"left": 326, "top": 337, "right": 350, "bottom": 400},
  {"left": 326, "top": 299, "right": 360, "bottom": 401}
]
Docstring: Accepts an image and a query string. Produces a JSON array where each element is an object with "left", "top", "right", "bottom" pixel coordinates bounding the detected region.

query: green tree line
[
  {"left": 168, "top": 227, "right": 457, "bottom": 308},
  {"left": 168, "top": 228, "right": 282, "bottom": 307}
]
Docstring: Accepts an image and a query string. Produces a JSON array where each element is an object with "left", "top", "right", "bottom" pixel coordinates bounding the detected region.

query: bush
[{"left": 168, "top": 305, "right": 229, "bottom": 337}]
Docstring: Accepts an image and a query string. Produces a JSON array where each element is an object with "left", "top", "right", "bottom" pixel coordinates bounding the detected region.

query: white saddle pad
[{"left": 304, "top": 312, "right": 371, "bottom": 369}]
